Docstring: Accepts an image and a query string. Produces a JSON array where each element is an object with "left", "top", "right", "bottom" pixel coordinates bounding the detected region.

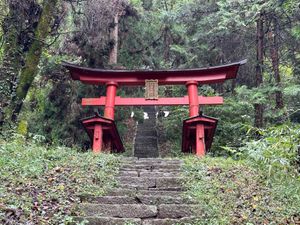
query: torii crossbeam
[{"left": 63, "top": 60, "right": 246, "bottom": 156}]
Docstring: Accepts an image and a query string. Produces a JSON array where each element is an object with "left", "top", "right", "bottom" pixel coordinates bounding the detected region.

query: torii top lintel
[{"left": 63, "top": 60, "right": 246, "bottom": 86}]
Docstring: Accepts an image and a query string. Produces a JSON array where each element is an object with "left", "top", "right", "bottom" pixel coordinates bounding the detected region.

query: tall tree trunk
[
  {"left": 0, "top": 11, "right": 21, "bottom": 126},
  {"left": 269, "top": 16, "right": 284, "bottom": 109},
  {"left": 163, "top": 26, "right": 171, "bottom": 63},
  {"left": 109, "top": 13, "right": 119, "bottom": 65},
  {"left": 254, "top": 13, "right": 264, "bottom": 128},
  {"left": 10, "top": 0, "right": 58, "bottom": 122}
]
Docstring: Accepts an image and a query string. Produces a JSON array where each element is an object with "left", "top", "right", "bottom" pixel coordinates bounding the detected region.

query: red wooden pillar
[
  {"left": 186, "top": 81, "right": 205, "bottom": 157},
  {"left": 104, "top": 82, "right": 118, "bottom": 120},
  {"left": 186, "top": 81, "right": 199, "bottom": 117},
  {"left": 196, "top": 124, "right": 205, "bottom": 156},
  {"left": 93, "top": 124, "right": 103, "bottom": 153}
]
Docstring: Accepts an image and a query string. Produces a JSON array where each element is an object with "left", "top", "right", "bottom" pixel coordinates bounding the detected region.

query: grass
[
  {"left": 0, "top": 135, "right": 120, "bottom": 224},
  {"left": 183, "top": 156, "right": 300, "bottom": 225}
]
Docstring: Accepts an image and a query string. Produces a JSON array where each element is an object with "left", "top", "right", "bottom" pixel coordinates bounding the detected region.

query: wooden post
[
  {"left": 93, "top": 124, "right": 103, "bottom": 153},
  {"left": 104, "top": 82, "right": 118, "bottom": 120},
  {"left": 196, "top": 124, "right": 205, "bottom": 156},
  {"left": 186, "top": 81, "right": 205, "bottom": 156},
  {"left": 186, "top": 81, "right": 199, "bottom": 117}
]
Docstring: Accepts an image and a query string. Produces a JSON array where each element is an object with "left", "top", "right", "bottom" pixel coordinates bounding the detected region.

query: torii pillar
[{"left": 186, "top": 81, "right": 205, "bottom": 156}]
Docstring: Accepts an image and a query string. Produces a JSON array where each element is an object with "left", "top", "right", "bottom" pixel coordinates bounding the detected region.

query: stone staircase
[
  {"left": 75, "top": 158, "right": 200, "bottom": 225},
  {"left": 134, "top": 106, "right": 159, "bottom": 158}
]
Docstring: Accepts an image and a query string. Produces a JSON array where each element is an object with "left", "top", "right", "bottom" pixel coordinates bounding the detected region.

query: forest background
[
  {"left": 0, "top": 0, "right": 300, "bottom": 224},
  {"left": 1, "top": 0, "right": 300, "bottom": 155}
]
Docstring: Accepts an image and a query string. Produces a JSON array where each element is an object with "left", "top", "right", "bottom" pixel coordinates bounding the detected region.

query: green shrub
[{"left": 0, "top": 136, "right": 120, "bottom": 224}]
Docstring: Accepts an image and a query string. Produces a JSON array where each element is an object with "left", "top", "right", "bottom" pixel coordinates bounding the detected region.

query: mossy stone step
[
  {"left": 106, "top": 188, "right": 184, "bottom": 197},
  {"left": 73, "top": 216, "right": 141, "bottom": 225},
  {"left": 136, "top": 130, "right": 157, "bottom": 136},
  {"left": 81, "top": 203, "right": 157, "bottom": 218},
  {"left": 142, "top": 217, "right": 199, "bottom": 225},
  {"left": 157, "top": 204, "right": 203, "bottom": 219},
  {"left": 80, "top": 195, "right": 195, "bottom": 205},
  {"left": 121, "top": 160, "right": 182, "bottom": 166},
  {"left": 117, "top": 177, "right": 184, "bottom": 189},
  {"left": 121, "top": 164, "right": 181, "bottom": 170},
  {"left": 117, "top": 171, "right": 181, "bottom": 178},
  {"left": 74, "top": 216, "right": 199, "bottom": 225}
]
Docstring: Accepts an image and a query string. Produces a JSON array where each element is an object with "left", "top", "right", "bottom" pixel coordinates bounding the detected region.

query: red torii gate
[{"left": 63, "top": 60, "right": 245, "bottom": 156}]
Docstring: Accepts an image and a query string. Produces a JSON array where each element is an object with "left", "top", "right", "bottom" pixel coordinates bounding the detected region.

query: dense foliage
[
  {"left": 0, "top": 0, "right": 299, "bottom": 150},
  {"left": 0, "top": 0, "right": 299, "bottom": 223},
  {"left": 183, "top": 155, "right": 300, "bottom": 225},
  {"left": 0, "top": 135, "right": 120, "bottom": 224}
]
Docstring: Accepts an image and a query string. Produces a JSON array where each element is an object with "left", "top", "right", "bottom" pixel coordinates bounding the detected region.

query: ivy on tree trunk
[{"left": 10, "top": 0, "right": 58, "bottom": 122}]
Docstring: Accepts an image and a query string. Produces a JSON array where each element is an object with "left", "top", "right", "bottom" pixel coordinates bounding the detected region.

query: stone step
[
  {"left": 134, "top": 143, "right": 158, "bottom": 149},
  {"left": 119, "top": 168, "right": 182, "bottom": 174},
  {"left": 158, "top": 204, "right": 202, "bottom": 219},
  {"left": 73, "top": 216, "right": 141, "bottom": 225},
  {"left": 117, "top": 177, "right": 156, "bottom": 189},
  {"left": 106, "top": 188, "right": 184, "bottom": 197},
  {"left": 80, "top": 195, "right": 195, "bottom": 205},
  {"left": 140, "top": 171, "right": 181, "bottom": 178},
  {"left": 136, "top": 130, "right": 157, "bottom": 136},
  {"left": 134, "top": 153, "right": 160, "bottom": 159},
  {"left": 80, "top": 196, "right": 138, "bottom": 204},
  {"left": 140, "top": 119, "right": 156, "bottom": 123},
  {"left": 142, "top": 217, "right": 199, "bottom": 225},
  {"left": 133, "top": 153, "right": 159, "bottom": 158},
  {"left": 135, "top": 141, "right": 158, "bottom": 146},
  {"left": 74, "top": 216, "right": 199, "bottom": 225},
  {"left": 124, "top": 159, "right": 182, "bottom": 164},
  {"left": 143, "top": 106, "right": 156, "bottom": 113},
  {"left": 135, "top": 136, "right": 158, "bottom": 142},
  {"left": 81, "top": 203, "right": 157, "bottom": 218},
  {"left": 121, "top": 161, "right": 182, "bottom": 166},
  {"left": 80, "top": 204, "right": 201, "bottom": 219},
  {"left": 135, "top": 195, "right": 196, "bottom": 205},
  {"left": 117, "top": 185, "right": 184, "bottom": 192},
  {"left": 117, "top": 171, "right": 181, "bottom": 178},
  {"left": 121, "top": 164, "right": 181, "bottom": 171},
  {"left": 118, "top": 170, "right": 139, "bottom": 177},
  {"left": 136, "top": 127, "right": 157, "bottom": 132},
  {"left": 117, "top": 177, "right": 183, "bottom": 189}
]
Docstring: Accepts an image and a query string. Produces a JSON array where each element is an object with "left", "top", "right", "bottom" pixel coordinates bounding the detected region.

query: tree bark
[
  {"left": 0, "top": 2, "right": 23, "bottom": 126},
  {"left": 10, "top": 0, "right": 58, "bottom": 122},
  {"left": 254, "top": 13, "right": 264, "bottom": 128},
  {"left": 163, "top": 26, "right": 172, "bottom": 63},
  {"left": 109, "top": 13, "right": 119, "bottom": 65},
  {"left": 269, "top": 16, "right": 284, "bottom": 109}
]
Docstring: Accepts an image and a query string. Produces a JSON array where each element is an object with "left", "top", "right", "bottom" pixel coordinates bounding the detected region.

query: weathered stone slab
[
  {"left": 106, "top": 188, "right": 136, "bottom": 196},
  {"left": 136, "top": 130, "right": 157, "bottom": 136},
  {"left": 136, "top": 195, "right": 196, "bottom": 205},
  {"left": 81, "top": 204, "right": 158, "bottom": 218},
  {"left": 118, "top": 170, "right": 138, "bottom": 177},
  {"left": 121, "top": 164, "right": 181, "bottom": 171},
  {"left": 152, "top": 169, "right": 182, "bottom": 173},
  {"left": 142, "top": 217, "right": 199, "bottom": 225},
  {"left": 149, "top": 187, "right": 184, "bottom": 191},
  {"left": 158, "top": 204, "right": 202, "bottom": 219},
  {"left": 74, "top": 216, "right": 141, "bottom": 225},
  {"left": 156, "top": 177, "right": 183, "bottom": 189},
  {"left": 117, "top": 177, "right": 156, "bottom": 189},
  {"left": 138, "top": 190, "right": 184, "bottom": 197},
  {"left": 135, "top": 136, "right": 158, "bottom": 142},
  {"left": 82, "top": 196, "right": 138, "bottom": 204},
  {"left": 139, "top": 171, "right": 181, "bottom": 178}
]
